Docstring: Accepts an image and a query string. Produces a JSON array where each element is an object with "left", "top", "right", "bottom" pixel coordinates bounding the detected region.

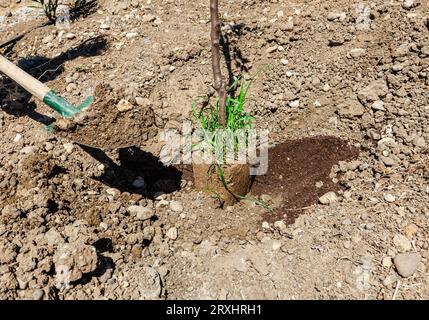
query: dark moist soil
[
  {"left": 251, "top": 136, "right": 360, "bottom": 225},
  {"left": 53, "top": 83, "right": 158, "bottom": 149}
]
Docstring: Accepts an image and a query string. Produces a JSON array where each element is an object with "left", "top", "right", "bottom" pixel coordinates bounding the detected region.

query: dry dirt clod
[{"left": 53, "top": 243, "right": 98, "bottom": 285}]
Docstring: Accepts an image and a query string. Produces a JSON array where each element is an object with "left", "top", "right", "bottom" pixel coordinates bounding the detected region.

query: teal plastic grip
[{"left": 43, "top": 90, "right": 93, "bottom": 118}]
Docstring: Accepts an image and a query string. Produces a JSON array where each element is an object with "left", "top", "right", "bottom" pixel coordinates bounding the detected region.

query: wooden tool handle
[{"left": 0, "top": 54, "right": 51, "bottom": 101}]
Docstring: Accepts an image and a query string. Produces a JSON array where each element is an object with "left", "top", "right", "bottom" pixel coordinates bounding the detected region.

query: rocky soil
[{"left": 1, "top": 0, "right": 429, "bottom": 300}]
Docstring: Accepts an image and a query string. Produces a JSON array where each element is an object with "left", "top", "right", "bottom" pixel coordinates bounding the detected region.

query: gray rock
[
  {"left": 380, "top": 155, "right": 396, "bottom": 166},
  {"left": 54, "top": 243, "right": 98, "bottom": 285},
  {"left": 350, "top": 48, "right": 366, "bottom": 58},
  {"left": 166, "top": 227, "right": 178, "bottom": 240},
  {"left": 117, "top": 99, "right": 134, "bottom": 112},
  {"left": 402, "top": 0, "right": 415, "bottom": 10},
  {"left": 128, "top": 206, "right": 154, "bottom": 221},
  {"left": 319, "top": 192, "right": 338, "bottom": 204},
  {"left": 384, "top": 194, "right": 396, "bottom": 203},
  {"left": 358, "top": 80, "right": 389, "bottom": 105},
  {"left": 32, "top": 289, "right": 44, "bottom": 300},
  {"left": 169, "top": 201, "right": 183, "bottom": 212},
  {"left": 394, "top": 253, "right": 420, "bottom": 277}
]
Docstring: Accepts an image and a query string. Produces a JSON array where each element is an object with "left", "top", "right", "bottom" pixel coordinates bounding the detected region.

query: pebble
[
  {"left": 280, "top": 59, "right": 289, "bottom": 65},
  {"left": 382, "top": 256, "right": 393, "bottom": 268},
  {"left": 393, "top": 234, "right": 412, "bottom": 252},
  {"left": 394, "top": 253, "right": 420, "bottom": 277},
  {"left": 274, "top": 220, "right": 286, "bottom": 232},
  {"left": 272, "top": 240, "right": 282, "bottom": 251},
  {"left": 20, "top": 146, "right": 38, "bottom": 154},
  {"left": 116, "top": 99, "right": 134, "bottom": 112},
  {"left": 319, "top": 192, "right": 338, "bottom": 205},
  {"left": 169, "top": 201, "right": 183, "bottom": 212},
  {"left": 125, "top": 32, "right": 139, "bottom": 39},
  {"left": 32, "top": 289, "right": 44, "bottom": 300},
  {"left": 65, "top": 33, "right": 76, "bottom": 40},
  {"left": 350, "top": 48, "right": 366, "bottom": 58},
  {"left": 289, "top": 100, "right": 300, "bottom": 108},
  {"left": 132, "top": 177, "right": 145, "bottom": 188},
  {"left": 100, "top": 23, "right": 110, "bottom": 29},
  {"left": 266, "top": 46, "right": 277, "bottom": 54},
  {"left": 402, "top": 0, "right": 415, "bottom": 10},
  {"left": 128, "top": 206, "right": 154, "bottom": 221},
  {"left": 166, "top": 227, "right": 178, "bottom": 240},
  {"left": 262, "top": 221, "right": 270, "bottom": 229},
  {"left": 66, "top": 83, "right": 77, "bottom": 92},
  {"left": 63, "top": 143, "right": 74, "bottom": 154},
  {"left": 384, "top": 194, "right": 396, "bottom": 203}
]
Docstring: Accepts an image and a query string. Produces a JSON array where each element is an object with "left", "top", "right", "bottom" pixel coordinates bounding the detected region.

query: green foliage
[
  {"left": 193, "top": 78, "right": 254, "bottom": 132},
  {"left": 192, "top": 78, "right": 254, "bottom": 158}
]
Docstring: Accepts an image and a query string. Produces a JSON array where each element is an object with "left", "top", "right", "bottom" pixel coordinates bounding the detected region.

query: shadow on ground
[{"left": 78, "top": 144, "right": 185, "bottom": 199}]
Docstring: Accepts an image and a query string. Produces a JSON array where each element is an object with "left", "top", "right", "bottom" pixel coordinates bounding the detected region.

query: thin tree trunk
[{"left": 210, "top": 0, "right": 227, "bottom": 126}]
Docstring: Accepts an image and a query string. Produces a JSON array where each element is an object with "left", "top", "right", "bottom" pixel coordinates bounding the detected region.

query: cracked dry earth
[{"left": 1, "top": 0, "right": 429, "bottom": 300}]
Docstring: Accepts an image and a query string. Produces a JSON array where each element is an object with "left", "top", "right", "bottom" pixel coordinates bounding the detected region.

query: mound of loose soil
[
  {"left": 53, "top": 83, "right": 158, "bottom": 149},
  {"left": 251, "top": 136, "right": 359, "bottom": 224}
]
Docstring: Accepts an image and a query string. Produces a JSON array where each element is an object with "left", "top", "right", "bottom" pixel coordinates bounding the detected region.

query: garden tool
[{"left": 0, "top": 54, "right": 93, "bottom": 118}]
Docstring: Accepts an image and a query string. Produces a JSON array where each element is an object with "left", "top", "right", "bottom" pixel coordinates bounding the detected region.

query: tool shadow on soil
[
  {"left": 78, "top": 144, "right": 184, "bottom": 199},
  {"left": 0, "top": 35, "right": 108, "bottom": 124}
]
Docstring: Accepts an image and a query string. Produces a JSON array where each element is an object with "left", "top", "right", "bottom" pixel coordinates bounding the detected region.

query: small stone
[
  {"left": 315, "top": 181, "right": 324, "bottom": 188},
  {"left": 100, "top": 23, "right": 110, "bottom": 29},
  {"left": 289, "top": 99, "right": 300, "bottom": 108},
  {"left": 262, "top": 221, "right": 270, "bottom": 229},
  {"left": 394, "top": 253, "right": 420, "bottom": 277},
  {"left": 169, "top": 201, "right": 183, "bottom": 212},
  {"left": 272, "top": 240, "right": 282, "bottom": 251},
  {"left": 128, "top": 206, "right": 154, "bottom": 221},
  {"left": 314, "top": 100, "right": 322, "bottom": 108},
  {"left": 42, "top": 34, "right": 54, "bottom": 44},
  {"left": 142, "top": 14, "right": 156, "bottom": 23},
  {"left": 404, "top": 224, "right": 418, "bottom": 239},
  {"left": 66, "top": 83, "right": 77, "bottom": 92},
  {"left": 280, "top": 59, "right": 289, "bottom": 65},
  {"left": 283, "top": 17, "right": 294, "bottom": 31},
  {"left": 266, "top": 46, "right": 277, "bottom": 54},
  {"left": 125, "top": 32, "right": 138, "bottom": 39},
  {"left": 13, "top": 134, "right": 22, "bottom": 142},
  {"left": 350, "top": 48, "right": 366, "bottom": 58},
  {"left": 319, "top": 192, "right": 338, "bottom": 205},
  {"left": 274, "top": 220, "right": 286, "bottom": 231},
  {"left": 132, "top": 177, "right": 145, "bottom": 188},
  {"left": 20, "top": 146, "right": 38, "bottom": 154},
  {"left": 135, "top": 97, "right": 151, "bottom": 106},
  {"left": 380, "top": 156, "right": 396, "bottom": 167},
  {"left": 402, "top": 0, "right": 415, "bottom": 10},
  {"left": 166, "top": 227, "right": 178, "bottom": 240},
  {"left": 382, "top": 257, "right": 393, "bottom": 268},
  {"left": 65, "top": 33, "right": 76, "bottom": 40},
  {"left": 384, "top": 194, "right": 396, "bottom": 203},
  {"left": 323, "top": 83, "right": 330, "bottom": 92},
  {"left": 63, "top": 143, "right": 74, "bottom": 154},
  {"left": 413, "top": 136, "right": 426, "bottom": 148},
  {"left": 116, "top": 99, "right": 134, "bottom": 112},
  {"left": 372, "top": 100, "right": 385, "bottom": 111},
  {"left": 383, "top": 274, "right": 398, "bottom": 287},
  {"left": 343, "top": 241, "right": 352, "bottom": 249},
  {"left": 393, "top": 234, "right": 412, "bottom": 252},
  {"left": 32, "top": 289, "right": 44, "bottom": 300}
]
